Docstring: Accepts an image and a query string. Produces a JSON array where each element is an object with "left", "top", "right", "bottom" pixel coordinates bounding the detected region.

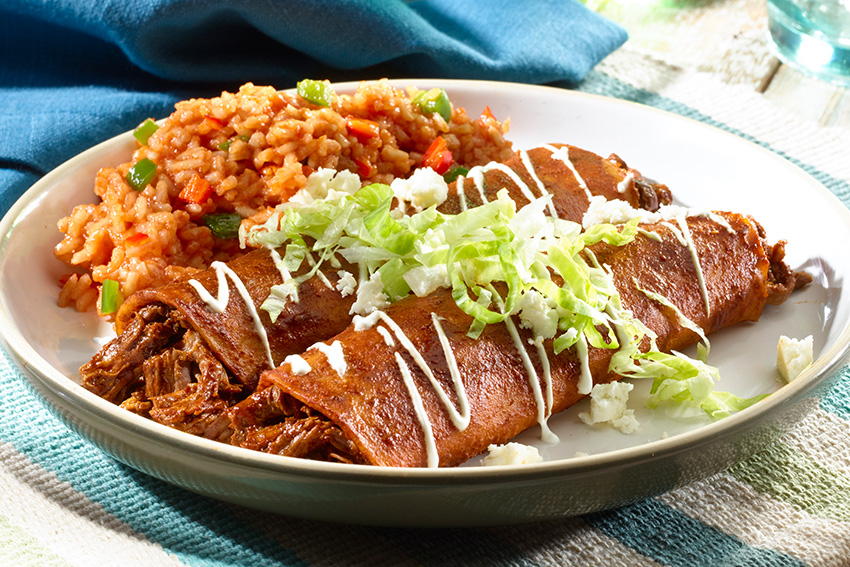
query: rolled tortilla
[
  {"left": 438, "top": 144, "right": 671, "bottom": 221},
  {"left": 79, "top": 250, "right": 357, "bottom": 440},
  {"left": 80, "top": 143, "right": 671, "bottom": 440},
  {"left": 228, "top": 212, "right": 803, "bottom": 467}
]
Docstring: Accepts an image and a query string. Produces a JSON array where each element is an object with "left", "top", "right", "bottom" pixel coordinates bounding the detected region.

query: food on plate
[
  {"left": 436, "top": 144, "right": 671, "bottom": 221},
  {"left": 54, "top": 80, "right": 513, "bottom": 311},
  {"left": 79, "top": 250, "right": 358, "bottom": 438},
  {"left": 226, "top": 210, "right": 802, "bottom": 467},
  {"left": 79, "top": 142, "right": 671, "bottom": 439},
  {"left": 777, "top": 335, "right": 814, "bottom": 382},
  {"left": 66, "top": 80, "right": 810, "bottom": 468},
  {"left": 482, "top": 443, "right": 543, "bottom": 466}
]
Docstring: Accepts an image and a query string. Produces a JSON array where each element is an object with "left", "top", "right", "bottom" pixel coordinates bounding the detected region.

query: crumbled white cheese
[
  {"left": 390, "top": 167, "right": 449, "bottom": 213},
  {"left": 284, "top": 354, "right": 311, "bottom": 375},
  {"left": 578, "top": 381, "right": 639, "bottom": 434},
  {"left": 403, "top": 264, "right": 449, "bottom": 297},
  {"left": 482, "top": 443, "right": 543, "bottom": 466},
  {"left": 582, "top": 196, "right": 649, "bottom": 229},
  {"left": 350, "top": 272, "right": 390, "bottom": 315},
  {"left": 335, "top": 270, "right": 357, "bottom": 297},
  {"left": 777, "top": 335, "right": 814, "bottom": 382},
  {"left": 289, "top": 168, "right": 360, "bottom": 205},
  {"left": 582, "top": 197, "right": 735, "bottom": 234},
  {"left": 517, "top": 289, "right": 558, "bottom": 339}
]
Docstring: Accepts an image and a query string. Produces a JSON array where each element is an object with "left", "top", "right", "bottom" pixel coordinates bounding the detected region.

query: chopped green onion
[
  {"left": 203, "top": 212, "right": 242, "bottom": 239},
  {"left": 218, "top": 139, "right": 232, "bottom": 151},
  {"left": 412, "top": 88, "right": 452, "bottom": 122},
  {"left": 133, "top": 118, "right": 159, "bottom": 145},
  {"left": 443, "top": 165, "right": 469, "bottom": 183},
  {"left": 100, "top": 279, "right": 123, "bottom": 314},
  {"left": 297, "top": 79, "right": 334, "bottom": 107},
  {"left": 125, "top": 158, "right": 157, "bottom": 192},
  {"left": 237, "top": 134, "right": 251, "bottom": 142}
]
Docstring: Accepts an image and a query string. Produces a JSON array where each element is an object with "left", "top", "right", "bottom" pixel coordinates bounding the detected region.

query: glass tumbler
[{"left": 767, "top": 0, "right": 850, "bottom": 86}]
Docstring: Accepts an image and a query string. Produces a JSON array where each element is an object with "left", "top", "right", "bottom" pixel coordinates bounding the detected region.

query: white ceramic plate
[{"left": 1, "top": 80, "right": 849, "bottom": 527}]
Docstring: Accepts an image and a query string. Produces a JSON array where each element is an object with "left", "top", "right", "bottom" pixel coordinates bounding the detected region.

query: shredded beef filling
[
  {"left": 80, "top": 304, "right": 364, "bottom": 460},
  {"left": 229, "top": 384, "right": 367, "bottom": 464}
]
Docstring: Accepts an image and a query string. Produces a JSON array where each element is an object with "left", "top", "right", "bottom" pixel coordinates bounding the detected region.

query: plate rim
[{"left": 2, "top": 78, "right": 849, "bottom": 486}]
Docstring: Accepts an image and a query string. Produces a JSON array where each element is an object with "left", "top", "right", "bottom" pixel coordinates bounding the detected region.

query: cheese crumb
[
  {"left": 350, "top": 272, "right": 390, "bottom": 315},
  {"left": 482, "top": 443, "right": 543, "bottom": 466},
  {"left": 390, "top": 168, "right": 449, "bottom": 213},
  {"left": 289, "top": 168, "right": 360, "bottom": 205},
  {"left": 578, "top": 381, "right": 639, "bottom": 434},
  {"left": 335, "top": 270, "right": 357, "bottom": 297},
  {"left": 517, "top": 289, "right": 558, "bottom": 339},
  {"left": 777, "top": 335, "right": 814, "bottom": 382}
]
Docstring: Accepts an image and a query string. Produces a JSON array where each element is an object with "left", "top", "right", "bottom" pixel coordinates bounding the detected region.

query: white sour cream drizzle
[
  {"left": 616, "top": 171, "right": 634, "bottom": 194},
  {"left": 394, "top": 353, "right": 440, "bottom": 468},
  {"left": 188, "top": 261, "right": 276, "bottom": 369},
  {"left": 662, "top": 216, "right": 711, "bottom": 317},
  {"left": 488, "top": 162, "right": 542, "bottom": 208},
  {"left": 519, "top": 150, "right": 560, "bottom": 219},
  {"left": 457, "top": 153, "right": 559, "bottom": 217},
  {"left": 308, "top": 340, "right": 347, "bottom": 378},
  {"left": 542, "top": 144, "right": 593, "bottom": 201},
  {"left": 469, "top": 166, "right": 489, "bottom": 205},
  {"left": 376, "top": 325, "right": 395, "bottom": 346},
  {"left": 355, "top": 310, "right": 471, "bottom": 467},
  {"left": 455, "top": 176, "right": 468, "bottom": 212},
  {"left": 502, "top": 313, "right": 559, "bottom": 444},
  {"left": 530, "top": 337, "right": 554, "bottom": 414}
]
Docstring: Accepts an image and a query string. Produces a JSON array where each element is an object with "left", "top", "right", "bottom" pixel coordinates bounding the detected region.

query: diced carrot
[
  {"left": 178, "top": 175, "right": 213, "bottom": 204},
  {"left": 422, "top": 136, "right": 453, "bottom": 175},
  {"left": 125, "top": 232, "right": 149, "bottom": 245},
  {"left": 354, "top": 156, "right": 373, "bottom": 178},
  {"left": 345, "top": 117, "right": 381, "bottom": 143},
  {"left": 204, "top": 114, "right": 225, "bottom": 129},
  {"left": 479, "top": 105, "right": 496, "bottom": 126}
]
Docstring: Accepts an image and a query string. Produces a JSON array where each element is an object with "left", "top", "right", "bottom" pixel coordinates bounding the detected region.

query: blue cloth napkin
[{"left": 0, "top": 0, "right": 626, "bottom": 215}]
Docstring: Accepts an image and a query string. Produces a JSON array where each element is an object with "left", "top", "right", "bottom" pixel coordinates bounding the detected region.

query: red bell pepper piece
[
  {"left": 422, "top": 136, "right": 453, "bottom": 175},
  {"left": 178, "top": 175, "right": 213, "bottom": 204},
  {"left": 346, "top": 117, "right": 381, "bottom": 143}
]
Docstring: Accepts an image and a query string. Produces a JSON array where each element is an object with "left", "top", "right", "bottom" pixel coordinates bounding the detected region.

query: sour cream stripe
[
  {"left": 356, "top": 311, "right": 471, "bottom": 435},
  {"left": 659, "top": 218, "right": 711, "bottom": 317},
  {"left": 188, "top": 261, "right": 275, "bottom": 369},
  {"left": 394, "top": 353, "right": 440, "bottom": 468},
  {"left": 502, "top": 314, "right": 559, "bottom": 444},
  {"left": 466, "top": 166, "right": 489, "bottom": 205},
  {"left": 519, "top": 150, "right": 560, "bottom": 218},
  {"left": 542, "top": 144, "right": 593, "bottom": 201},
  {"left": 455, "top": 175, "right": 468, "bottom": 212}
]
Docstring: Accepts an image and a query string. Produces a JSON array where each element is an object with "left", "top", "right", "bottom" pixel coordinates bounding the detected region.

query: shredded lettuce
[{"left": 243, "top": 170, "right": 765, "bottom": 420}]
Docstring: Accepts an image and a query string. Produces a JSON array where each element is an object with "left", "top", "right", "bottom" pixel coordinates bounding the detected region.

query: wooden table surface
[{"left": 592, "top": 0, "right": 850, "bottom": 128}]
